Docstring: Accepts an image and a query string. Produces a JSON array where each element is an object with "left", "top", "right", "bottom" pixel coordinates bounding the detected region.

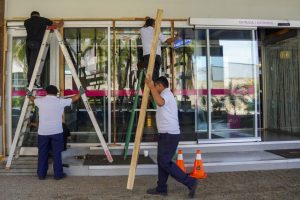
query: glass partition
[
  {"left": 111, "top": 27, "right": 172, "bottom": 143},
  {"left": 193, "top": 30, "right": 208, "bottom": 139},
  {"left": 10, "top": 36, "right": 50, "bottom": 146},
  {"left": 194, "top": 29, "right": 258, "bottom": 140},
  {"left": 209, "top": 29, "right": 257, "bottom": 138},
  {"left": 173, "top": 28, "right": 201, "bottom": 141},
  {"left": 6, "top": 23, "right": 260, "bottom": 149},
  {"left": 64, "top": 28, "right": 109, "bottom": 143}
]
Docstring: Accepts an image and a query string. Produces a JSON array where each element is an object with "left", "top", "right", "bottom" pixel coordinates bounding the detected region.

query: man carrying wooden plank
[{"left": 145, "top": 76, "right": 198, "bottom": 198}]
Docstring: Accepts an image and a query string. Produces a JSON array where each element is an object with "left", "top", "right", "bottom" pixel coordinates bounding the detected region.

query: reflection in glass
[
  {"left": 209, "top": 30, "right": 256, "bottom": 138},
  {"left": 173, "top": 28, "right": 199, "bottom": 140},
  {"left": 111, "top": 27, "right": 172, "bottom": 142},
  {"left": 11, "top": 37, "right": 50, "bottom": 146},
  {"left": 11, "top": 38, "right": 27, "bottom": 139},
  {"left": 64, "top": 28, "right": 108, "bottom": 143},
  {"left": 193, "top": 30, "right": 208, "bottom": 139}
]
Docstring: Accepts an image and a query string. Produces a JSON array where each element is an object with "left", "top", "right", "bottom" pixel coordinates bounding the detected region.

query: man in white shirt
[
  {"left": 140, "top": 17, "right": 176, "bottom": 81},
  {"left": 145, "top": 76, "right": 198, "bottom": 198},
  {"left": 29, "top": 85, "right": 81, "bottom": 180}
]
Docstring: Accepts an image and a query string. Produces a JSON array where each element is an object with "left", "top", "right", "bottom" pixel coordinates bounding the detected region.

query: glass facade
[
  {"left": 10, "top": 36, "right": 51, "bottom": 146},
  {"left": 6, "top": 22, "right": 261, "bottom": 148},
  {"left": 64, "top": 28, "right": 109, "bottom": 143}
]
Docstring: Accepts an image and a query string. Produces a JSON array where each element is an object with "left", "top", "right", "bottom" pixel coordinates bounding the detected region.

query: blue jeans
[
  {"left": 156, "top": 133, "right": 196, "bottom": 192},
  {"left": 37, "top": 133, "right": 64, "bottom": 178}
]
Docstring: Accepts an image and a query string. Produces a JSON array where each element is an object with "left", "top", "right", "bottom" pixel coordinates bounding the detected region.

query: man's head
[
  {"left": 144, "top": 18, "right": 155, "bottom": 27},
  {"left": 30, "top": 11, "right": 40, "bottom": 17},
  {"left": 154, "top": 76, "right": 169, "bottom": 93},
  {"left": 46, "top": 85, "right": 58, "bottom": 96}
]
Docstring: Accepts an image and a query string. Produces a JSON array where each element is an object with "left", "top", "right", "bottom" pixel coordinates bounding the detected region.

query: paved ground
[{"left": 0, "top": 169, "right": 300, "bottom": 200}]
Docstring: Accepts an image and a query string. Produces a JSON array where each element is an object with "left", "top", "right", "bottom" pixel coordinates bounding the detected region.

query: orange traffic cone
[
  {"left": 176, "top": 149, "right": 186, "bottom": 173},
  {"left": 190, "top": 150, "right": 207, "bottom": 179}
]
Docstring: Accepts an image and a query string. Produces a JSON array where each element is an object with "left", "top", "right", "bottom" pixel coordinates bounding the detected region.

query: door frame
[{"left": 193, "top": 27, "right": 260, "bottom": 143}]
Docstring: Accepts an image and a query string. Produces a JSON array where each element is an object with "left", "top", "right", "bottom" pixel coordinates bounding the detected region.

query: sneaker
[
  {"left": 54, "top": 173, "right": 67, "bottom": 180},
  {"left": 146, "top": 188, "right": 167, "bottom": 196},
  {"left": 188, "top": 180, "right": 198, "bottom": 198}
]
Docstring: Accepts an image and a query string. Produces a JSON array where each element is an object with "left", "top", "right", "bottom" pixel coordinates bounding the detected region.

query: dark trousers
[
  {"left": 26, "top": 41, "right": 41, "bottom": 84},
  {"left": 37, "top": 133, "right": 64, "bottom": 178},
  {"left": 156, "top": 133, "right": 196, "bottom": 192},
  {"left": 143, "top": 54, "right": 161, "bottom": 82}
]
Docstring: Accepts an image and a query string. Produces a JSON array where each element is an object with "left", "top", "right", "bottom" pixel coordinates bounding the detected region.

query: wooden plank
[
  {"left": 112, "top": 21, "right": 117, "bottom": 144},
  {"left": 2, "top": 19, "right": 7, "bottom": 156},
  {"left": 8, "top": 17, "right": 185, "bottom": 22},
  {"left": 58, "top": 25, "right": 65, "bottom": 122},
  {"left": 127, "top": 9, "right": 163, "bottom": 190},
  {"left": 171, "top": 20, "right": 175, "bottom": 92},
  {"left": 59, "top": 25, "right": 65, "bottom": 95},
  {"left": 0, "top": 0, "right": 5, "bottom": 156}
]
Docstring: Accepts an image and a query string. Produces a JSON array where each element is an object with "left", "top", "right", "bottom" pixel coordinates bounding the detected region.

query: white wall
[{"left": 5, "top": 0, "right": 300, "bottom": 20}]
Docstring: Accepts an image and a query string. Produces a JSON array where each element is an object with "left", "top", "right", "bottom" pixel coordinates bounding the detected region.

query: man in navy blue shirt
[{"left": 24, "top": 11, "right": 63, "bottom": 86}]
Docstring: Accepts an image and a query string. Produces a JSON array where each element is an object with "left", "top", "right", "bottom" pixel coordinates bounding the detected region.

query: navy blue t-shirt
[{"left": 24, "top": 16, "right": 53, "bottom": 43}]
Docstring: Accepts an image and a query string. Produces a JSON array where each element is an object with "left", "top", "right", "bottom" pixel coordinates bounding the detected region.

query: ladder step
[{"left": 23, "top": 118, "right": 30, "bottom": 122}]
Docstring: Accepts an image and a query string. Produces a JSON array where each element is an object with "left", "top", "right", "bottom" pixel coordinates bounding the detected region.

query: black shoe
[
  {"left": 146, "top": 188, "right": 167, "bottom": 196},
  {"left": 54, "top": 173, "right": 67, "bottom": 180},
  {"left": 34, "top": 83, "right": 42, "bottom": 89},
  {"left": 188, "top": 180, "right": 198, "bottom": 198},
  {"left": 62, "top": 163, "right": 69, "bottom": 168},
  {"left": 38, "top": 176, "right": 46, "bottom": 180}
]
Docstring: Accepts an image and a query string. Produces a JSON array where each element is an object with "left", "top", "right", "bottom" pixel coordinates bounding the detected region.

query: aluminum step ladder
[{"left": 6, "top": 26, "right": 113, "bottom": 169}]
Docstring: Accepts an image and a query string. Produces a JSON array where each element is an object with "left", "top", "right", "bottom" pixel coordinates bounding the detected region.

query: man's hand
[
  {"left": 79, "top": 86, "right": 85, "bottom": 95},
  {"left": 145, "top": 75, "right": 154, "bottom": 89},
  {"left": 54, "top": 19, "right": 64, "bottom": 28},
  {"left": 26, "top": 90, "right": 33, "bottom": 98},
  {"left": 26, "top": 90, "right": 36, "bottom": 101},
  {"left": 59, "top": 89, "right": 64, "bottom": 97}
]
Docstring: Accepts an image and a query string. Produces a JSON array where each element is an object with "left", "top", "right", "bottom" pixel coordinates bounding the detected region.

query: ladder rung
[
  {"left": 23, "top": 117, "right": 30, "bottom": 122},
  {"left": 19, "top": 132, "right": 26, "bottom": 137}
]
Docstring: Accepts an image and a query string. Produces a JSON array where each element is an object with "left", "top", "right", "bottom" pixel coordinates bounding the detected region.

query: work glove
[
  {"left": 26, "top": 90, "right": 33, "bottom": 98},
  {"left": 79, "top": 86, "right": 85, "bottom": 95}
]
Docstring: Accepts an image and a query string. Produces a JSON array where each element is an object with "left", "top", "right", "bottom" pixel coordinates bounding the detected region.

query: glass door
[
  {"left": 6, "top": 28, "right": 51, "bottom": 150},
  {"left": 63, "top": 27, "right": 109, "bottom": 144},
  {"left": 196, "top": 28, "right": 259, "bottom": 142},
  {"left": 111, "top": 27, "right": 172, "bottom": 143},
  {"left": 194, "top": 29, "right": 208, "bottom": 139}
]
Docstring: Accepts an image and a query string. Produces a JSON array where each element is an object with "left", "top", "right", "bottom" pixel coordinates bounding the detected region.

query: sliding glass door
[
  {"left": 63, "top": 27, "right": 109, "bottom": 143},
  {"left": 195, "top": 29, "right": 259, "bottom": 141}
]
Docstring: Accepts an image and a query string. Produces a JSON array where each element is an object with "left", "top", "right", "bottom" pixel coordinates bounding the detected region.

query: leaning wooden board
[{"left": 127, "top": 9, "right": 163, "bottom": 190}]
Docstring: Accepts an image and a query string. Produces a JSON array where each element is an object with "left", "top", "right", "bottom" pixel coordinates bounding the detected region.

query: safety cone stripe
[
  {"left": 177, "top": 154, "right": 183, "bottom": 160},
  {"left": 196, "top": 154, "right": 202, "bottom": 160}
]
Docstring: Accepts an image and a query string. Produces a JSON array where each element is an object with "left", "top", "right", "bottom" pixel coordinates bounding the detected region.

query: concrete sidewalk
[{"left": 0, "top": 169, "right": 299, "bottom": 200}]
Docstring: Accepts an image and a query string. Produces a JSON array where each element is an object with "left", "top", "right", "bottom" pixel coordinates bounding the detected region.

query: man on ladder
[
  {"left": 28, "top": 85, "right": 81, "bottom": 180},
  {"left": 140, "top": 17, "right": 177, "bottom": 82},
  {"left": 24, "top": 11, "right": 63, "bottom": 87}
]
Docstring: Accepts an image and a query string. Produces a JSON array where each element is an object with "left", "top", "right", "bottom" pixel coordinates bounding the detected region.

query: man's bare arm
[
  {"left": 145, "top": 76, "right": 165, "bottom": 107},
  {"left": 53, "top": 20, "right": 64, "bottom": 28}
]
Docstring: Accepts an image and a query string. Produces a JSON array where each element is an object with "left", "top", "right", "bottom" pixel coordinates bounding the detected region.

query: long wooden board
[{"left": 126, "top": 9, "right": 163, "bottom": 190}]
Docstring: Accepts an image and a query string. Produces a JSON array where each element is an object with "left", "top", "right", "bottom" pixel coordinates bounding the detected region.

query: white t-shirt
[
  {"left": 140, "top": 26, "right": 166, "bottom": 56},
  {"left": 34, "top": 95, "right": 72, "bottom": 135},
  {"left": 156, "top": 88, "right": 180, "bottom": 134}
]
